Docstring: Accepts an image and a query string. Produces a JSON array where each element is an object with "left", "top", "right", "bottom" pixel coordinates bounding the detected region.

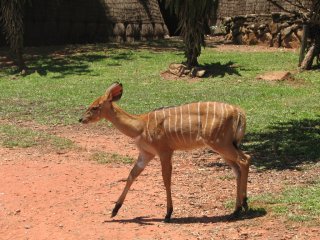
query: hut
[{"left": 1, "top": 0, "right": 168, "bottom": 47}]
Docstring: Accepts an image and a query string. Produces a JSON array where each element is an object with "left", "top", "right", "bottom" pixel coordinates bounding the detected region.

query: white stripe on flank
[
  {"left": 197, "top": 102, "right": 201, "bottom": 140},
  {"left": 180, "top": 106, "right": 187, "bottom": 143},
  {"left": 209, "top": 102, "right": 216, "bottom": 135},
  {"left": 146, "top": 113, "right": 152, "bottom": 141},
  {"left": 216, "top": 103, "right": 225, "bottom": 140},
  {"left": 225, "top": 104, "right": 229, "bottom": 120},
  {"left": 168, "top": 108, "right": 171, "bottom": 137},
  {"left": 154, "top": 111, "right": 158, "bottom": 128},
  {"left": 188, "top": 104, "right": 192, "bottom": 140},
  {"left": 162, "top": 108, "right": 168, "bottom": 137},
  {"left": 203, "top": 102, "right": 210, "bottom": 137},
  {"left": 174, "top": 107, "right": 182, "bottom": 143}
]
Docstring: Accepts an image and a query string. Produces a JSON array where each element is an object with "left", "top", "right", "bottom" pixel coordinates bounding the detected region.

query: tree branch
[
  {"left": 267, "top": 0, "right": 311, "bottom": 22},
  {"left": 282, "top": 0, "right": 309, "bottom": 12}
]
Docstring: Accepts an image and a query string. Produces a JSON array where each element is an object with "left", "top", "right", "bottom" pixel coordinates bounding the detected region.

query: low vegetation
[
  {"left": 0, "top": 124, "right": 74, "bottom": 151},
  {"left": 90, "top": 151, "right": 134, "bottom": 165},
  {"left": 252, "top": 179, "right": 320, "bottom": 223}
]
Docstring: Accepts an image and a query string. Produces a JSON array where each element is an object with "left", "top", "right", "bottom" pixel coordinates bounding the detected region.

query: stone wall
[
  {"left": 216, "top": 0, "right": 312, "bottom": 48},
  {"left": 218, "top": 0, "right": 312, "bottom": 18},
  {"left": 223, "top": 13, "right": 304, "bottom": 48}
]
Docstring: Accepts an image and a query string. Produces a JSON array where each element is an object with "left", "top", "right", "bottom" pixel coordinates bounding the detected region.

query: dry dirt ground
[{"left": 1, "top": 123, "right": 320, "bottom": 240}]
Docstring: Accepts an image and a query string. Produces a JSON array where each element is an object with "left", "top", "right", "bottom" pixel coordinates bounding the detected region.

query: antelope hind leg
[{"left": 159, "top": 151, "right": 174, "bottom": 223}]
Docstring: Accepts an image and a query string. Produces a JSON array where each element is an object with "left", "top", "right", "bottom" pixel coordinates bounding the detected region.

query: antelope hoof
[
  {"left": 242, "top": 197, "right": 249, "bottom": 213},
  {"left": 164, "top": 216, "right": 171, "bottom": 223},
  {"left": 228, "top": 207, "right": 242, "bottom": 221},
  {"left": 111, "top": 203, "right": 122, "bottom": 218},
  {"left": 164, "top": 207, "right": 173, "bottom": 223}
]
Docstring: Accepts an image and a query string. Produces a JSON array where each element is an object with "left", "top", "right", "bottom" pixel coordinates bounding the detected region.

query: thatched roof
[
  {"left": 22, "top": 0, "right": 168, "bottom": 46},
  {"left": 105, "top": 0, "right": 164, "bottom": 23}
]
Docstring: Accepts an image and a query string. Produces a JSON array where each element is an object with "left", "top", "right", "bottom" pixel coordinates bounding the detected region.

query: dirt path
[{"left": 1, "top": 126, "right": 319, "bottom": 240}]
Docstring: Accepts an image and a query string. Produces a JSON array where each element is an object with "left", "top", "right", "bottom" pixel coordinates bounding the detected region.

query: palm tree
[
  {"left": 163, "top": 0, "right": 216, "bottom": 69},
  {"left": 0, "top": 0, "right": 27, "bottom": 72}
]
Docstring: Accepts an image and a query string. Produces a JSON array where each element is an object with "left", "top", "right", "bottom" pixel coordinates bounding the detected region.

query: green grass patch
[
  {"left": 90, "top": 151, "right": 134, "bottom": 164},
  {"left": 251, "top": 180, "right": 320, "bottom": 223},
  {"left": 0, "top": 124, "right": 74, "bottom": 151},
  {"left": 218, "top": 174, "right": 235, "bottom": 181},
  {"left": 0, "top": 41, "right": 319, "bottom": 169}
]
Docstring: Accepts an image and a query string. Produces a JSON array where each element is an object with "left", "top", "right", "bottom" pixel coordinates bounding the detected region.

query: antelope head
[{"left": 79, "top": 82, "right": 123, "bottom": 124}]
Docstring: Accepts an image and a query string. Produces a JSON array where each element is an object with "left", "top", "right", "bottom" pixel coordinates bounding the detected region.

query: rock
[
  {"left": 258, "top": 24, "right": 267, "bottom": 30},
  {"left": 295, "top": 29, "right": 304, "bottom": 41},
  {"left": 280, "top": 22, "right": 290, "bottom": 28},
  {"left": 168, "top": 63, "right": 186, "bottom": 76},
  {"left": 167, "top": 63, "right": 206, "bottom": 78},
  {"left": 14, "top": 209, "right": 21, "bottom": 215},
  {"left": 282, "top": 27, "right": 293, "bottom": 38},
  {"left": 256, "top": 71, "right": 293, "bottom": 81},
  {"left": 196, "top": 69, "right": 206, "bottom": 78},
  {"left": 222, "top": 13, "right": 302, "bottom": 48},
  {"left": 269, "top": 23, "right": 280, "bottom": 35},
  {"left": 24, "top": 224, "right": 31, "bottom": 229},
  {"left": 169, "top": 63, "right": 185, "bottom": 70}
]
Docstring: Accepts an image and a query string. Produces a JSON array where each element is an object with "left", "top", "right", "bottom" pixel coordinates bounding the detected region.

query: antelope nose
[{"left": 79, "top": 118, "right": 83, "bottom": 123}]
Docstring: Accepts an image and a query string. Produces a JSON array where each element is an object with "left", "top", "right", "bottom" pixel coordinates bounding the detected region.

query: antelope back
[{"left": 142, "top": 102, "right": 245, "bottom": 150}]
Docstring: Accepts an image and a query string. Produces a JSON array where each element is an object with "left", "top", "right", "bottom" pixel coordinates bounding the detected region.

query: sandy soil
[{"left": 1, "top": 124, "right": 319, "bottom": 240}]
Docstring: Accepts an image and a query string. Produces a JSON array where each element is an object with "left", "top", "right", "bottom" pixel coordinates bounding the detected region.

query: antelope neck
[{"left": 107, "top": 103, "right": 144, "bottom": 138}]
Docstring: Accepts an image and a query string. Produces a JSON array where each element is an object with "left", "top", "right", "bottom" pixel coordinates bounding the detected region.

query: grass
[
  {"left": 251, "top": 179, "right": 320, "bottom": 223},
  {"left": 223, "top": 178, "right": 320, "bottom": 223},
  {"left": 90, "top": 151, "right": 134, "bottom": 164},
  {"left": 1, "top": 41, "right": 319, "bottom": 168},
  {"left": 0, "top": 124, "right": 74, "bottom": 151},
  {"left": 0, "top": 43, "right": 318, "bottom": 129}
]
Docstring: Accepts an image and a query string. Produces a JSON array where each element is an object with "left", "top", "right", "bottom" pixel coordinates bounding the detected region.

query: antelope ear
[{"left": 105, "top": 82, "right": 123, "bottom": 102}]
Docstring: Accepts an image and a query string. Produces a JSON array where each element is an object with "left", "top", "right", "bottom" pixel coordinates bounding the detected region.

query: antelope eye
[{"left": 91, "top": 106, "right": 99, "bottom": 111}]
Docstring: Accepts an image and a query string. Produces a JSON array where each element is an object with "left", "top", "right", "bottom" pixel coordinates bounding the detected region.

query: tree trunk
[
  {"left": 300, "top": 29, "right": 320, "bottom": 70},
  {"left": 16, "top": 48, "right": 27, "bottom": 73},
  {"left": 298, "top": 24, "right": 308, "bottom": 67},
  {"left": 186, "top": 52, "right": 199, "bottom": 69},
  {"left": 0, "top": 0, "right": 27, "bottom": 73},
  {"left": 300, "top": 44, "right": 316, "bottom": 70}
]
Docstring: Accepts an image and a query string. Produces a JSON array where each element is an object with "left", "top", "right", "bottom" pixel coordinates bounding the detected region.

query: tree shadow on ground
[
  {"left": 201, "top": 61, "right": 241, "bottom": 78},
  {"left": 32, "top": 54, "right": 106, "bottom": 78},
  {"left": 1, "top": 39, "right": 184, "bottom": 78},
  {"left": 23, "top": 47, "right": 135, "bottom": 78},
  {"left": 245, "top": 117, "right": 320, "bottom": 170},
  {"left": 105, "top": 208, "right": 266, "bottom": 226}
]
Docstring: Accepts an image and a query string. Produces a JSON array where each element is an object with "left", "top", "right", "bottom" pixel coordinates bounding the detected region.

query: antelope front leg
[
  {"left": 159, "top": 151, "right": 174, "bottom": 223},
  {"left": 111, "top": 151, "right": 154, "bottom": 218}
]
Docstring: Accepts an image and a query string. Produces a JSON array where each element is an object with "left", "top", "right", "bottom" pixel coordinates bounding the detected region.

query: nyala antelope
[{"left": 79, "top": 82, "right": 251, "bottom": 222}]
